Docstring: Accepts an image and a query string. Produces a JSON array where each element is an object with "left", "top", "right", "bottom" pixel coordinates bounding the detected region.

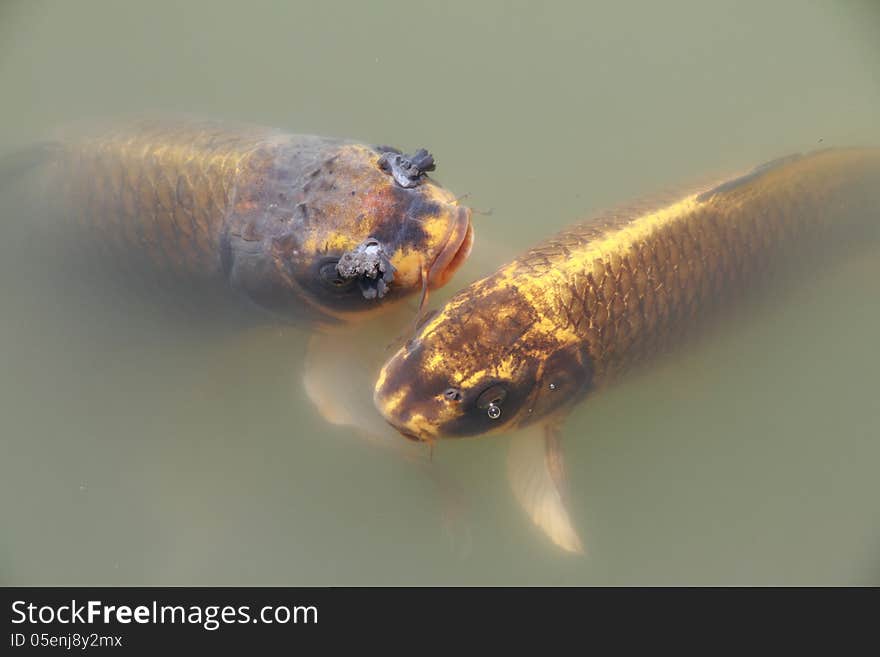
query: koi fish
[
  {"left": 16, "top": 118, "right": 473, "bottom": 323},
  {"left": 373, "top": 148, "right": 880, "bottom": 552}
]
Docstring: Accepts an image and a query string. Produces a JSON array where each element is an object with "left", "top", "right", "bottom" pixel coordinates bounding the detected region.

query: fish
[
  {"left": 14, "top": 118, "right": 473, "bottom": 323},
  {"left": 372, "top": 147, "right": 880, "bottom": 553},
  {"left": 298, "top": 237, "right": 522, "bottom": 554}
]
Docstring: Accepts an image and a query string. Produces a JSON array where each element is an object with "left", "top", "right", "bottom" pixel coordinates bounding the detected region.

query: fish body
[
  {"left": 28, "top": 119, "right": 473, "bottom": 323},
  {"left": 373, "top": 148, "right": 880, "bottom": 551},
  {"left": 376, "top": 148, "right": 880, "bottom": 439}
]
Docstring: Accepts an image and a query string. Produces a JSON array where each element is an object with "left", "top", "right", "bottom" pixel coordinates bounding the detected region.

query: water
[{"left": 1, "top": 0, "right": 879, "bottom": 585}]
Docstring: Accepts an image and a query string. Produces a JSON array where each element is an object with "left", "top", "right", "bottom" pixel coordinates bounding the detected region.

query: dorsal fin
[
  {"left": 696, "top": 152, "right": 804, "bottom": 202},
  {"left": 574, "top": 151, "right": 827, "bottom": 237}
]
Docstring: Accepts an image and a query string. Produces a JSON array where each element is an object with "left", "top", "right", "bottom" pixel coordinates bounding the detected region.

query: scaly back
[
  {"left": 511, "top": 148, "right": 880, "bottom": 384},
  {"left": 41, "top": 119, "right": 282, "bottom": 277}
]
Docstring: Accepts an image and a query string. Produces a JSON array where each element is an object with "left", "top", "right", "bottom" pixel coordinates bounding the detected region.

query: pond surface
[{"left": 1, "top": 0, "right": 879, "bottom": 584}]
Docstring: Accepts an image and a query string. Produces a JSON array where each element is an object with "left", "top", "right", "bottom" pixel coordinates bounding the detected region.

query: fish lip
[
  {"left": 426, "top": 206, "right": 473, "bottom": 289},
  {"left": 397, "top": 428, "right": 424, "bottom": 443},
  {"left": 390, "top": 422, "right": 435, "bottom": 443},
  {"left": 373, "top": 381, "right": 433, "bottom": 443},
  {"left": 382, "top": 411, "right": 438, "bottom": 443}
]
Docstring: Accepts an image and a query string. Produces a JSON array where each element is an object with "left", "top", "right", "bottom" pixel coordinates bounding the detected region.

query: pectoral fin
[
  {"left": 302, "top": 317, "right": 473, "bottom": 554},
  {"left": 506, "top": 419, "right": 585, "bottom": 554},
  {"left": 302, "top": 318, "right": 412, "bottom": 449}
]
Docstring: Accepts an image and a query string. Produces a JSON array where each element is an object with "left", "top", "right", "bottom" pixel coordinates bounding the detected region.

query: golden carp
[
  {"left": 373, "top": 148, "right": 880, "bottom": 552},
  {"left": 25, "top": 118, "right": 473, "bottom": 323}
]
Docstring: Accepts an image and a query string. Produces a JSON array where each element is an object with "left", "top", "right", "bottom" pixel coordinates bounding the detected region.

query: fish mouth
[
  {"left": 426, "top": 206, "right": 473, "bottom": 289},
  {"left": 372, "top": 372, "right": 436, "bottom": 444},
  {"left": 384, "top": 416, "right": 436, "bottom": 444},
  {"left": 397, "top": 428, "right": 424, "bottom": 443}
]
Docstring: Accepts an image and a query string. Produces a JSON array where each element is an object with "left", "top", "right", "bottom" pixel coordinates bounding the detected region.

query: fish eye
[
  {"left": 317, "top": 259, "right": 354, "bottom": 288},
  {"left": 476, "top": 383, "right": 508, "bottom": 420},
  {"left": 476, "top": 383, "right": 507, "bottom": 411}
]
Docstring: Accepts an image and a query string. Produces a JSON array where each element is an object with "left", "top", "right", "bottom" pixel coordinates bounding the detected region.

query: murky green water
[{"left": 1, "top": 0, "right": 879, "bottom": 585}]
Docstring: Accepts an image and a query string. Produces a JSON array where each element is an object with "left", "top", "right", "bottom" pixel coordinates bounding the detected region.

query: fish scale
[
  {"left": 373, "top": 147, "right": 880, "bottom": 555},
  {"left": 512, "top": 149, "right": 880, "bottom": 384},
  {"left": 25, "top": 118, "right": 474, "bottom": 322},
  {"left": 47, "top": 120, "right": 271, "bottom": 278}
]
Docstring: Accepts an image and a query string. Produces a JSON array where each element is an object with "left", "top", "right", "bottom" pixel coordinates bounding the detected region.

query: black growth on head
[
  {"left": 377, "top": 148, "right": 436, "bottom": 188},
  {"left": 335, "top": 237, "right": 397, "bottom": 299}
]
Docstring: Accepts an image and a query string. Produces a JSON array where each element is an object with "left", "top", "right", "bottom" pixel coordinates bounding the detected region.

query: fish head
[
  {"left": 280, "top": 143, "right": 473, "bottom": 321},
  {"left": 373, "top": 273, "right": 592, "bottom": 441}
]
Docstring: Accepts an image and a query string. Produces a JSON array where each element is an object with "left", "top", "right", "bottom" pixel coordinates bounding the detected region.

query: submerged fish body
[
  {"left": 29, "top": 119, "right": 473, "bottom": 323},
  {"left": 373, "top": 148, "right": 880, "bottom": 551}
]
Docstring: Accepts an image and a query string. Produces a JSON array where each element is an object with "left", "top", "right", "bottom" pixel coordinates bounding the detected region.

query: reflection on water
[{"left": 1, "top": 0, "right": 879, "bottom": 585}]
